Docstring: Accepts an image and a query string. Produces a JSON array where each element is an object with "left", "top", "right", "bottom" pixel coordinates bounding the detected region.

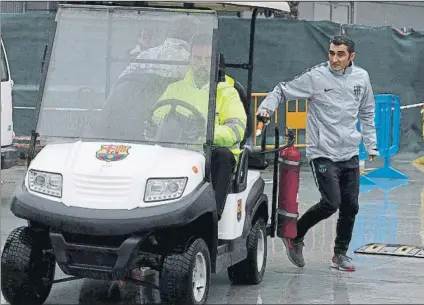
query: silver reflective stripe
[
  {"left": 277, "top": 209, "right": 298, "bottom": 218},
  {"left": 226, "top": 123, "right": 241, "bottom": 142},
  {"left": 223, "top": 118, "right": 246, "bottom": 144},
  {"left": 224, "top": 118, "right": 246, "bottom": 130},
  {"left": 224, "top": 118, "right": 247, "bottom": 144},
  {"left": 278, "top": 157, "right": 300, "bottom": 166},
  {"left": 219, "top": 118, "right": 246, "bottom": 150}
]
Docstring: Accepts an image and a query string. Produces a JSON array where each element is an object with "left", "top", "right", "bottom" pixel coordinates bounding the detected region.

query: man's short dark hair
[{"left": 330, "top": 35, "right": 355, "bottom": 53}]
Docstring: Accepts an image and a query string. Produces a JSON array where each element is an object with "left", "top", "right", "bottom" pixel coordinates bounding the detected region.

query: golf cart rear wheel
[
  {"left": 1, "top": 226, "right": 56, "bottom": 305},
  {"left": 227, "top": 217, "right": 267, "bottom": 284},
  {"left": 160, "top": 238, "right": 211, "bottom": 305}
]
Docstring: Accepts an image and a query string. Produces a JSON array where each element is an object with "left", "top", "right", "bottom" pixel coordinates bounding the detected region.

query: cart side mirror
[{"left": 217, "top": 52, "right": 226, "bottom": 83}]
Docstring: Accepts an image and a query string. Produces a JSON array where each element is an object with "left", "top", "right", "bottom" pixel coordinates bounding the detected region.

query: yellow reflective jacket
[{"left": 153, "top": 71, "right": 247, "bottom": 162}]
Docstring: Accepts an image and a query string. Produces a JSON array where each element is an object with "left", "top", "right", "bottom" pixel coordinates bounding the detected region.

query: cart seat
[
  {"left": 232, "top": 79, "right": 253, "bottom": 148},
  {"left": 227, "top": 78, "right": 252, "bottom": 194}
]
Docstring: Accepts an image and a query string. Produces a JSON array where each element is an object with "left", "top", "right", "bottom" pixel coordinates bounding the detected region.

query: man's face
[
  {"left": 191, "top": 44, "right": 211, "bottom": 85},
  {"left": 138, "top": 30, "right": 154, "bottom": 49},
  {"left": 328, "top": 43, "right": 355, "bottom": 71}
]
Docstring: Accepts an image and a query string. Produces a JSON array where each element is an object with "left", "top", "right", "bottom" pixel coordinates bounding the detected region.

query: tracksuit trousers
[{"left": 294, "top": 155, "right": 360, "bottom": 254}]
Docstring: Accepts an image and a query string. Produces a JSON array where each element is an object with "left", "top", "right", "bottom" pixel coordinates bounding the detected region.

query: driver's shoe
[{"left": 283, "top": 238, "right": 305, "bottom": 267}]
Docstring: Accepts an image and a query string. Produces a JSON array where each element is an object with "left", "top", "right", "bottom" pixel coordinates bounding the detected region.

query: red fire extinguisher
[{"left": 277, "top": 145, "right": 301, "bottom": 239}]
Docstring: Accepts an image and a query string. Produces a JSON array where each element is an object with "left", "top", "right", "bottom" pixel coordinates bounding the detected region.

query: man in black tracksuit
[{"left": 257, "top": 35, "right": 378, "bottom": 271}]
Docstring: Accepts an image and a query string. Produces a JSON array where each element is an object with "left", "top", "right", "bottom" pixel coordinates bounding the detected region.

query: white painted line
[
  {"left": 12, "top": 84, "right": 39, "bottom": 91},
  {"left": 264, "top": 177, "right": 303, "bottom": 184},
  {"left": 14, "top": 106, "right": 103, "bottom": 111},
  {"left": 13, "top": 106, "right": 36, "bottom": 110},
  {"left": 13, "top": 136, "right": 32, "bottom": 141},
  {"left": 43, "top": 107, "right": 102, "bottom": 111},
  {"left": 364, "top": 168, "right": 377, "bottom": 171}
]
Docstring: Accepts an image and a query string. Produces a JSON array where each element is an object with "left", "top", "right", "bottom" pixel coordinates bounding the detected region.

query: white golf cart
[{"left": 1, "top": 2, "right": 294, "bottom": 305}]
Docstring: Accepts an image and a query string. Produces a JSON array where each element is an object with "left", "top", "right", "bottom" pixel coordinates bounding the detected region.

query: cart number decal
[
  {"left": 96, "top": 145, "right": 131, "bottom": 162},
  {"left": 237, "top": 199, "right": 242, "bottom": 222}
]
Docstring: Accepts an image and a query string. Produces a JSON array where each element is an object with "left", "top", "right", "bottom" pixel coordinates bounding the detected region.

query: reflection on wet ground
[{"left": 1, "top": 155, "right": 424, "bottom": 304}]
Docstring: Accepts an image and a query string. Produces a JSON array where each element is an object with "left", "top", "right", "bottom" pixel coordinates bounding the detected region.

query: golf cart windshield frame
[
  {"left": 32, "top": 3, "right": 219, "bottom": 175},
  {"left": 28, "top": 2, "right": 284, "bottom": 180}
]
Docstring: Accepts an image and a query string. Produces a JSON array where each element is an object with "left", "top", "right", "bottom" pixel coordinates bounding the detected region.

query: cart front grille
[{"left": 73, "top": 173, "right": 133, "bottom": 203}]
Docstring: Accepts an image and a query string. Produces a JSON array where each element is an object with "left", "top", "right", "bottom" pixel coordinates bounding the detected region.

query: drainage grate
[{"left": 354, "top": 243, "right": 424, "bottom": 258}]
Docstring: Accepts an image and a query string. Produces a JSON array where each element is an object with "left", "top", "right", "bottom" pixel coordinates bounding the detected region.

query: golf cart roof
[
  {"left": 145, "top": 1, "right": 291, "bottom": 13},
  {"left": 213, "top": 2, "right": 291, "bottom": 12},
  {"left": 61, "top": 1, "right": 291, "bottom": 13}
]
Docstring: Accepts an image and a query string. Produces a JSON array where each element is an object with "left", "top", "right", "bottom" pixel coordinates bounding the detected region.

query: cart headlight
[
  {"left": 28, "top": 170, "right": 63, "bottom": 198},
  {"left": 144, "top": 178, "right": 187, "bottom": 202}
]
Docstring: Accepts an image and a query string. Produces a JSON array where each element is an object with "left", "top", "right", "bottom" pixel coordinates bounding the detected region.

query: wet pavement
[{"left": 1, "top": 153, "right": 424, "bottom": 304}]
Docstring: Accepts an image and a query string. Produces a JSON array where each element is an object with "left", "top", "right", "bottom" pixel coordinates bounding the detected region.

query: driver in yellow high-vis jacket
[{"left": 149, "top": 33, "right": 247, "bottom": 220}]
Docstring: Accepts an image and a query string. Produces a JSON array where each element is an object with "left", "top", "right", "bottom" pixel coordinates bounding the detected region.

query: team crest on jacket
[
  {"left": 353, "top": 85, "right": 361, "bottom": 97},
  {"left": 96, "top": 145, "right": 130, "bottom": 162}
]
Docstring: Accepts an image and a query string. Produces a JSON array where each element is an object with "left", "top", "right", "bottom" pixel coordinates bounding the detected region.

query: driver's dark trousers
[
  {"left": 211, "top": 148, "right": 236, "bottom": 220},
  {"left": 293, "top": 156, "right": 360, "bottom": 255}
]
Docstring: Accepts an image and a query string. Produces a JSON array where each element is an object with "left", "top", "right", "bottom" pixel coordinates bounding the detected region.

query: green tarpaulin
[{"left": 1, "top": 12, "right": 423, "bottom": 152}]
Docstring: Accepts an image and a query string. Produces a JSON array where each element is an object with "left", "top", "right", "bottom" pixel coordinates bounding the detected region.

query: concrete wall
[
  {"left": 355, "top": 2, "right": 424, "bottom": 31},
  {"left": 4, "top": 1, "right": 424, "bottom": 31},
  {"left": 1, "top": 1, "right": 57, "bottom": 13},
  {"left": 2, "top": 1, "right": 424, "bottom": 31},
  {"left": 298, "top": 1, "right": 424, "bottom": 31},
  {"left": 1, "top": 1, "right": 25, "bottom": 13},
  {"left": 298, "top": 2, "right": 353, "bottom": 23}
]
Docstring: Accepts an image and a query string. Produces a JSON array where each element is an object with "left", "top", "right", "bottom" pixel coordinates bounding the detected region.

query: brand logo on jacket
[{"left": 96, "top": 144, "right": 131, "bottom": 162}]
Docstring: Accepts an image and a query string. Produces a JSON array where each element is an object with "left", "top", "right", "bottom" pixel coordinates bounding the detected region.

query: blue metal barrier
[
  {"left": 358, "top": 94, "right": 408, "bottom": 182},
  {"left": 366, "top": 94, "right": 408, "bottom": 180}
]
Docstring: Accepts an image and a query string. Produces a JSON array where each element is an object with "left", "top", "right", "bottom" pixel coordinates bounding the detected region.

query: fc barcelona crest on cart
[{"left": 96, "top": 145, "right": 130, "bottom": 162}]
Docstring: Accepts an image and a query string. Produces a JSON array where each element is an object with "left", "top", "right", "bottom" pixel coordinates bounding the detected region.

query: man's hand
[
  {"left": 255, "top": 110, "right": 272, "bottom": 136},
  {"left": 144, "top": 122, "right": 157, "bottom": 139},
  {"left": 368, "top": 148, "right": 379, "bottom": 161},
  {"left": 256, "top": 110, "right": 271, "bottom": 122}
]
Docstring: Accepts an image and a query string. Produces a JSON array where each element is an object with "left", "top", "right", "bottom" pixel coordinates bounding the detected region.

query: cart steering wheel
[{"left": 148, "top": 98, "right": 207, "bottom": 141}]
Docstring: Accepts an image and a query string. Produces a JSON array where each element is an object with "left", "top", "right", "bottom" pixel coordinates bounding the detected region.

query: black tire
[
  {"left": 1, "top": 226, "right": 56, "bottom": 305},
  {"left": 227, "top": 217, "right": 267, "bottom": 285},
  {"left": 160, "top": 238, "right": 211, "bottom": 305}
]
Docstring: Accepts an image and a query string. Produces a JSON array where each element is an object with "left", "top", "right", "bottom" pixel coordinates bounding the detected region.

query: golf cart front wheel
[
  {"left": 227, "top": 217, "right": 267, "bottom": 284},
  {"left": 160, "top": 238, "right": 211, "bottom": 305},
  {"left": 1, "top": 226, "right": 56, "bottom": 305}
]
